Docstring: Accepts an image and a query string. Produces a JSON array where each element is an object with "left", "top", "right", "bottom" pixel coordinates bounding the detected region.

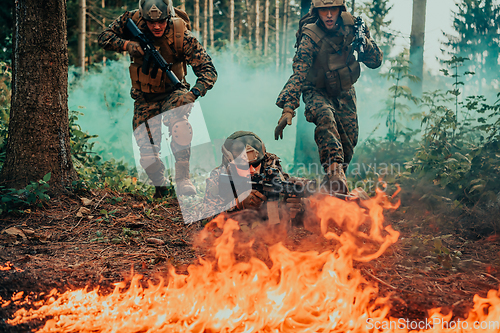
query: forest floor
[{"left": 0, "top": 188, "right": 499, "bottom": 332}]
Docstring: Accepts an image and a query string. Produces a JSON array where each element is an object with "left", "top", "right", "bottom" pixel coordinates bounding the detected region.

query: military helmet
[
  {"left": 221, "top": 131, "right": 266, "bottom": 167},
  {"left": 311, "top": 0, "right": 347, "bottom": 11},
  {"left": 139, "top": 0, "right": 175, "bottom": 21}
]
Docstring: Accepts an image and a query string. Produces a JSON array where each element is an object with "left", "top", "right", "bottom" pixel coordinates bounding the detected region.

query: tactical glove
[
  {"left": 274, "top": 107, "right": 295, "bottom": 140},
  {"left": 175, "top": 91, "right": 197, "bottom": 107},
  {"left": 236, "top": 190, "right": 267, "bottom": 210},
  {"left": 126, "top": 41, "right": 144, "bottom": 58}
]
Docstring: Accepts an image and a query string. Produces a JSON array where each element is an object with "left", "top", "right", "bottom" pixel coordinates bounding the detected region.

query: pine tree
[
  {"left": 366, "top": 0, "right": 394, "bottom": 58},
  {"left": 443, "top": 0, "right": 500, "bottom": 88}
]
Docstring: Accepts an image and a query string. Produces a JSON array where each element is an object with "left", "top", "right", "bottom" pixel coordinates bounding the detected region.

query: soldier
[
  {"left": 203, "top": 131, "right": 305, "bottom": 223},
  {"left": 98, "top": 0, "right": 217, "bottom": 198},
  {"left": 275, "top": 0, "right": 382, "bottom": 195}
]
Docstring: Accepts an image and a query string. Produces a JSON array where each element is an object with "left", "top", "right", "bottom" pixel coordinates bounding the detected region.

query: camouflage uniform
[
  {"left": 276, "top": 17, "right": 382, "bottom": 171},
  {"left": 98, "top": 9, "right": 217, "bottom": 189},
  {"left": 203, "top": 152, "right": 287, "bottom": 220}
]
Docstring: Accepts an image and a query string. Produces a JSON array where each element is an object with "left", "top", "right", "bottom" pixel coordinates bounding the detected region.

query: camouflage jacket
[
  {"left": 203, "top": 152, "right": 288, "bottom": 219},
  {"left": 276, "top": 20, "right": 383, "bottom": 110},
  {"left": 98, "top": 10, "right": 217, "bottom": 96}
]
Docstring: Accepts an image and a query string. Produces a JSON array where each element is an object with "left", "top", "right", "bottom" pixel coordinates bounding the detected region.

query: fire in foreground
[{"left": 3, "top": 191, "right": 500, "bottom": 332}]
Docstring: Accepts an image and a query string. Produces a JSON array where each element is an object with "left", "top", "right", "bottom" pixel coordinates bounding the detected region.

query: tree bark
[
  {"left": 78, "top": 0, "right": 86, "bottom": 74},
  {"left": 264, "top": 0, "right": 270, "bottom": 56},
  {"left": 1, "top": 0, "right": 77, "bottom": 190},
  {"left": 255, "top": 0, "right": 260, "bottom": 51},
  {"left": 194, "top": 0, "right": 200, "bottom": 32},
  {"left": 230, "top": 0, "right": 235, "bottom": 46},
  {"left": 209, "top": 0, "right": 214, "bottom": 48},
  {"left": 275, "top": 0, "right": 280, "bottom": 69},
  {"left": 203, "top": 0, "right": 208, "bottom": 48},
  {"left": 281, "top": 0, "right": 288, "bottom": 68},
  {"left": 409, "top": 0, "right": 427, "bottom": 97},
  {"left": 245, "top": 0, "right": 253, "bottom": 49}
]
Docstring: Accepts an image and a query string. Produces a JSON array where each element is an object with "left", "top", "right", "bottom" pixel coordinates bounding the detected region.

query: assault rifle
[
  {"left": 125, "top": 19, "right": 182, "bottom": 88},
  {"left": 347, "top": 16, "right": 367, "bottom": 64},
  {"left": 219, "top": 166, "right": 356, "bottom": 203}
]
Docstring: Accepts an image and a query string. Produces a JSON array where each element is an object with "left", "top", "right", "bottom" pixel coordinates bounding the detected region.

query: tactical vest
[
  {"left": 303, "top": 12, "right": 361, "bottom": 96},
  {"left": 128, "top": 10, "right": 189, "bottom": 94}
]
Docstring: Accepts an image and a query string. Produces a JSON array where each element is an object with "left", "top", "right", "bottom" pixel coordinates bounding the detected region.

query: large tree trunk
[
  {"left": 255, "top": 0, "right": 260, "bottom": 51},
  {"left": 264, "top": 0, "right": 270, "bottom": 56},
  {"left": 409, "top": 0, "right": 427, "bottom": 97},
  {"left": 1, "top": 0, "right": 77, "bottom": 190},
  {"left": 78, "top": 0, "right": 86, "bottom": 74},
  {"left": 293, "top": 0, "right": 320, "bottom": 171},
  {"left": 230, "top": 0, "right": 235, "bottom": 46}
]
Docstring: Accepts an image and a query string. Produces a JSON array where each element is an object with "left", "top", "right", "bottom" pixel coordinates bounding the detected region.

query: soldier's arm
[
  {"left": 360, "top": 25, "right": 383, "bottom": 69},
  {"left": 183, "top": 31, "right": 218, "bottom": 96},
  {"left": 276, "top": 34, "right": 319, "bottom": 110},
  {"left": 98, "top": 11, "right": 136, "bottom": 52}
]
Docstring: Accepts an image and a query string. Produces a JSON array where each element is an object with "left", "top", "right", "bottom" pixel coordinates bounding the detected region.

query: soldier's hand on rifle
[
  {"left": 236, "top": 190, "right": 267, "bottom": 210},
  {"left": 274, "top": 107, "right": 295, "bottom": 140},
  {"left": 125, "top": 41, "right": 144, "bottom": 58}
]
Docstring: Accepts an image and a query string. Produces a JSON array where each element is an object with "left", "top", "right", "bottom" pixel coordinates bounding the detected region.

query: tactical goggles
[{"left": 232, "top": 160, "right": 261, "bottom": 171}]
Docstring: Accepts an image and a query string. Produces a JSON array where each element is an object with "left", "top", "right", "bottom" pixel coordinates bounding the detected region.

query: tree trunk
[
  {"left": 78, "top": 0, "right": 86, "bottom": 75},
  {"left": 255, "top": 0, "right": 260, "bottom": 51},
  {"left": 245, "top": 0, "right": 253, "bottom": 49},
  {"left": 230, "top": 0, "right": 235, "bottom": 46},
  {"left": 264, "top": 0, "right": 270, "bottom": 56},
  {"left": 409, "top": 0, "right": 427, "bottom": 97},
  {"left": 293, "top": 0, "right": 320, "bottom": 171},
  {"left": 281, "top": 0, "right": 288, "bottom": 69},
  {"left": 1, "top": 0, "right": 77, "bottom": 190},
  {"left": 203, "top": 0, "right": 208, "bottom": 48},
  {"left": 351, "top": 0, "right": 355, "bottom": 14},
  {"left": 209, "top": 0, "right": 214, "bottom": 48},
  {"left": 194, "top": 0, "right": 200, "bottom": 32},
  {"left": 180, "top": 0, "right": 185, "bottom": 11},
  {"left": 275, "top": 0, "right": 280, "bottom": 69}
]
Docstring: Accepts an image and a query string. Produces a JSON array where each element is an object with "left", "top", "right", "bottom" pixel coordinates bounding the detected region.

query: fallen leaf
[
  {"left": 80, "top": 197, "right": 93, "bottom": 206},
  {"left": 76, "top": 207, "right": 92, "bottom": 217},
  {"left": 146, "top": 238, "right": 165, "bottom": 245},
  {"left": 2, "top": 227, "right": 27, "bottom": 241},
  {"left": 21, "top": 228, "right": 35, "bottom": 236}
]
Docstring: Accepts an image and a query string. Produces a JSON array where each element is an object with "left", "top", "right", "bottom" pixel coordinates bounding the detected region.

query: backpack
[{"left": 295, "top": 11, "right": 317, "bottom": 48}]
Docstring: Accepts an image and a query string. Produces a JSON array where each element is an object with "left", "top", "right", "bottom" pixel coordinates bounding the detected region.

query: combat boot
[
  {"left": 320, "top": 162, "right": 349, "bottom": 195},
  {"left": 175, "top": 161, "right": 197, "bottom": 196}
]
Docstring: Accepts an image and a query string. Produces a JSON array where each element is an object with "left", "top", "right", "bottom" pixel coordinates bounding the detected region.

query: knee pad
[{"left": 170, "top": 119, "right": 193, "bottom": 146}]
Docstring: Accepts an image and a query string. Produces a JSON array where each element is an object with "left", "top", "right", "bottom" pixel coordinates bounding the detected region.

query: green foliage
[
  {"left": 443, "top": 0, "right": 500, "bottom": 85},
  {"left": 0, "top": 173, "right": 52, "bottom": 214},
  {"left": 374, "top": 50, "right": 420, "bottom": 141},
  {"left": 364, "top": 0, "right": 395, "bottom": 57}
]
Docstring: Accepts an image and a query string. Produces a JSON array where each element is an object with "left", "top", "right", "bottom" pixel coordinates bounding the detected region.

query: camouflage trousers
[
  {"left": 131, "top": 88, "right": 193, "bottom": 185},
  {"left": 303, "top": 86, "right": 358, "bottom": 172}
]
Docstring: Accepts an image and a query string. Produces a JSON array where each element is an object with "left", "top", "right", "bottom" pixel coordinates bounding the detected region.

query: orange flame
[{"left": 3, "top": 190, "right": 500, "bottom": 332}]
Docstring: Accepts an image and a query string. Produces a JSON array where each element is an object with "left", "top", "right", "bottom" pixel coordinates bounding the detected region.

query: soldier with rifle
[
  {"left": 203, "top": 131, "right": 332, "bottom": 225},
  {"left": 98, "top": 0, "right": 217, "bottom": 198},
  {"left": 275, "top": 0, "right": 382, "bottom": 196}
]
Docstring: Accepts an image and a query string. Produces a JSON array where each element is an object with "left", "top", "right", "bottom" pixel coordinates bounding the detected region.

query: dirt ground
[{"left": 1, "top": 189, "right": 499, "bottom": 332}]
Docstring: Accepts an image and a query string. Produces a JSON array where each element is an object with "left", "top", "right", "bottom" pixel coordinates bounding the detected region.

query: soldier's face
[
  {"left": 233, "top": 163, "right": 262, "bottom": 178},
  {"left": 318, "top": 6, "right": 340, "bottom": 30},
  {"left": 146, "top": 20, "right": 168, "bottom": 37}
]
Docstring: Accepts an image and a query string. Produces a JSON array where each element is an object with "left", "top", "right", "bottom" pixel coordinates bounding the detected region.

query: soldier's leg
[
  {"left": 132, "top": 91, "right": 168, "bottom": 197},
  {"left": 335, "top": 87, "right": 359, "bottom": 171},
  {"left": 161, "top": 89, "right": 196, "bottom": 196},
  {"left": 303, "top": 89, "right": 348, "bottom": 194}
]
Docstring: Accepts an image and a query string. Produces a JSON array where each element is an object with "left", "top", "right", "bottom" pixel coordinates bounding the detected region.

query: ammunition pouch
[{"left": 325, "top": 59, "right": 360, "bottom": 96}]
